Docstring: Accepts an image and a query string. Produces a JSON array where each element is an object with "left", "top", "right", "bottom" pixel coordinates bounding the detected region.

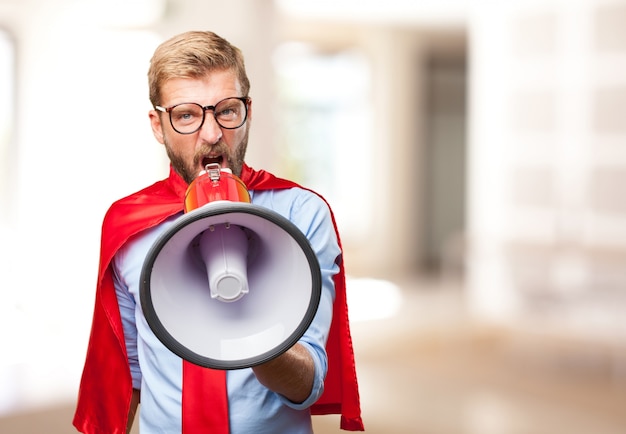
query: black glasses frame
[{"left": 155, "top": 96, "right": 250, "bottom": 134}]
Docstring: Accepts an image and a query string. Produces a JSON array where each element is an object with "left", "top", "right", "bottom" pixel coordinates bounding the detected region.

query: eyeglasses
[{"left": 155, "top": 96, "right": 250, "bottom": 134}]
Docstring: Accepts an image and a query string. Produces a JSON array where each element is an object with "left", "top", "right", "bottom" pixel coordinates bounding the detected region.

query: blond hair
[{"left": 148, "top": 31, "right": 250, "bottom": 106}]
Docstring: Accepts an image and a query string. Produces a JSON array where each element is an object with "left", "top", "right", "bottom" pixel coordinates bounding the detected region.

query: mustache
[{"left": 193, "top": 142, "right": 230, "bottom": 166}]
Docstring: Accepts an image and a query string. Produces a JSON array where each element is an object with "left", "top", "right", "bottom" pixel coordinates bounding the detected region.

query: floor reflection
[
  {"left": 315, "top": 275, "right": 626, "bottom": 434},
  {"left": 1, "top": 275, "right": 625, "bottom": 434}
]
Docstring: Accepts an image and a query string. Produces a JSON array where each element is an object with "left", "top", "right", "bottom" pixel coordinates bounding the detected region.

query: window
[
  {"left": 274, "top": 42, "right": 373, "bottom": 240},
  {"left": 0, "top": 28, "right": 14, "bottom": 223}
]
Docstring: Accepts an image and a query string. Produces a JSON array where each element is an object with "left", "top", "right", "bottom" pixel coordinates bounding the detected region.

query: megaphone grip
[{"left": 199, "top": 223, "right": 250, "bottom": 302}]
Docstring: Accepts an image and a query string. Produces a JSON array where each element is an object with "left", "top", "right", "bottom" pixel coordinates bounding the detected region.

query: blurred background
[{"left": 1, "top": 0, "right": 626, "bottom": 432}]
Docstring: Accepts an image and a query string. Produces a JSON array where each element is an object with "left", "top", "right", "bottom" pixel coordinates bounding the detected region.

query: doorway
[{"left": 421, "top": 37, "right": 468, "bottom": 277}]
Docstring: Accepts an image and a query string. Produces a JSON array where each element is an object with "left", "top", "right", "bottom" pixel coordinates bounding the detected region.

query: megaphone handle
[{"left": 199, "top": 223, "right": 250, "bottom": 302}]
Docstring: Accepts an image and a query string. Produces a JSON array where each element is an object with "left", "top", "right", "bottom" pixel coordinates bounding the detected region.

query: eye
[
  {"left": 217, "top": 106, "right": 237, "bottom": 118},
  {"left": 211, "top": 98, "right": 247, "bottom": 129},
  {"left": 172, "top": 104, "right": 202, "bottom": 125}
]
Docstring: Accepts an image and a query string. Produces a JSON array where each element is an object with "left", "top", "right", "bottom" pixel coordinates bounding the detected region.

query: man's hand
[
  {"left": 251, "top": 343, "right": 314, "bottom": 403},
  {"left": 126, "top": 388, "right": 140, "bottom": 434}
]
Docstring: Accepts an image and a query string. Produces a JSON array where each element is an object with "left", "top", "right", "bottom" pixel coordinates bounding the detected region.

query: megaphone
[{"left": 140, "top": 164, "right": 322, "bottom": 370}]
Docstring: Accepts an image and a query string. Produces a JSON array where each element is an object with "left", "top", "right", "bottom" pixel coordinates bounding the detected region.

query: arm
[
  {"left": 112, "top": 250, "right": 143, "bottom": 432},
  {"left": 126, "top": 388, "right": 140, "bottom": 434},
  {"left": 249, "top": 191, "right": 340, "bottom": 404},
  {"left": 251, "top": 343, "right": 315, "bottom": 404},
  {"left": 248, "top": 189, "right": 340, "bottom": 406}
]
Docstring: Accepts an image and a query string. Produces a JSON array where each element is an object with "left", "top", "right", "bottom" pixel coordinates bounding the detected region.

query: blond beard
[{"left": 163, "top": 131, "right": 249, "bottom": 184}]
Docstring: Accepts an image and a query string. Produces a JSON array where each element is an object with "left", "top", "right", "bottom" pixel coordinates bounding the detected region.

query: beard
[{"left": 164, "top": 129, "right": 249, "bottom": 184}]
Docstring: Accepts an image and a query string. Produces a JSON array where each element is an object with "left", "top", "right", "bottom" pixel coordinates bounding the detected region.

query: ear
[{"left": 149, "top": 109, "right": 165, "bottom": 144}]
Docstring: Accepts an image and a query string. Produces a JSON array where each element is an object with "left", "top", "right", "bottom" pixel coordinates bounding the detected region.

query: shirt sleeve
[
  {"left": 112, "top": 251, "right": 143, "bottom": 390},
  {"left": 274, "top": 189, "right": 341, "bottom": 409}
]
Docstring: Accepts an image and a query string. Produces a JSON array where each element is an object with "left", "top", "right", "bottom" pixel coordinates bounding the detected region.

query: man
[{"left": 73, "top": 31, "right": 363, "bottom": 433}]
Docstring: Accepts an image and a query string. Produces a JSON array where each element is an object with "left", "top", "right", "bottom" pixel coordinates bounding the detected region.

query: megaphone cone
[{"left": 140, "top": 164, "right": 322, "bottom": 370}]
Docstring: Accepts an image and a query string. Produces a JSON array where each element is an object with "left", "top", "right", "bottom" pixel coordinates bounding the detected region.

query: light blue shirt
[{"left": 113, "top": 187, "right": 340, "bottom": 434}]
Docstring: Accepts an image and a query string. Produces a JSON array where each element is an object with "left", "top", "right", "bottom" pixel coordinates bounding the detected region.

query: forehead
[{"left": 161, "top": 70, "right": 242, "bottom": 105}]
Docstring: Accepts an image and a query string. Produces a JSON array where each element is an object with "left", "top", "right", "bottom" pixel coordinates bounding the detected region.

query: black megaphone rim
[{"left": 139, "top": 201, "right": 322, "bottom": 370}]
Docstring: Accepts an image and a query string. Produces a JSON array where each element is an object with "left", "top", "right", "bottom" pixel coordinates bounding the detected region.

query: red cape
[{"left": 73, "top": 165, "right": 364, "bottom": 433}]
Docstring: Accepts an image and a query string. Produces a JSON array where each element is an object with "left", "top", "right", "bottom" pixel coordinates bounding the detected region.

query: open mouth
[{"left": 202, "top": 155, "right": 224, "bottom": 169}]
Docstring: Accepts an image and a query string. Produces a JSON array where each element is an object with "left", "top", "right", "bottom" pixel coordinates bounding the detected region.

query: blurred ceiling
[{"left": 275, "top": 0, "right": 469, "bottom": 27}]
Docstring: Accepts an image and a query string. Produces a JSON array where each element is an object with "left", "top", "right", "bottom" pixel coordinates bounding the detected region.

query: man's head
[{"left": 148, "top": 31, "right": 252, "bottom": 182}]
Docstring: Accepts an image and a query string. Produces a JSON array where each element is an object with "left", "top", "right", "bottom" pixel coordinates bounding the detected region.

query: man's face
[{"left": 149, "top": 70, "right": 251, "bottom": 183}]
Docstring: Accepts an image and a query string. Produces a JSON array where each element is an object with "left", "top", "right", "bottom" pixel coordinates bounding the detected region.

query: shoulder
[
  {"left": 251, "top": 187, "right": 338, "bottom": 244},
  {"left": 251, "top": 187, "right": 330, "bottom": 216},
  {"left": 108, "top": 179, "right": 170, "bottom": 211},
  {"left": 103, "top": 179, "right": 177, "bottom": 224},
  {"left": 100, "top": 178, "right": 183, "bottom": 256}
]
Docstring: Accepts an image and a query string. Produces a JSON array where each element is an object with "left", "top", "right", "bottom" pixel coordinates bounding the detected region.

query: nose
[{"left": 197, "top": 112, "right": 223, "bottom": 144}]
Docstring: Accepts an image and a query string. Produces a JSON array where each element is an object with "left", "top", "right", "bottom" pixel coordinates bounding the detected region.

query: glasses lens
[
  {"left": 170, "top": 103, "right": 204, "bottom": 134},
  {"left": 215, "top": 98, "right": 247, "bottom": 129}
]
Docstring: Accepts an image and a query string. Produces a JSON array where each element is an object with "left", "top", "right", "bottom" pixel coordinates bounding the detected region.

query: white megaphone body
[{"left": 140, "top": 164, "right": 322, "bottom": 370}]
